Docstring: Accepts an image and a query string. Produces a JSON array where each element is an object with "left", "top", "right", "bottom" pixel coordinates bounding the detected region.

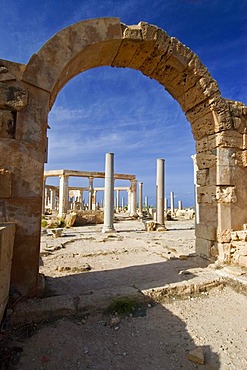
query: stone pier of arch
[{"left": 0, "top": 18, "right": 246, "bottom": 298}]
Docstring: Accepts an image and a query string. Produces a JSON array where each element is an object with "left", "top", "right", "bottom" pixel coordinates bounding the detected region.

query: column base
[
  {"left": 102, "top": 226, "right": 115, "bottom": 233},
  {"left": 156, "top": 224, "right": 167, "bottom": 232}
]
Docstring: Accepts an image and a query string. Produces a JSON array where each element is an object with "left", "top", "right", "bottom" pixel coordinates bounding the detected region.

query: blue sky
[{"left": 1, "top": 0, "right": 246, "bottom": 207}]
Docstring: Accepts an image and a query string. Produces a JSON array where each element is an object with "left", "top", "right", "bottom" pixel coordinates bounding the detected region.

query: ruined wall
[{"left": 0, "top": 60, "right": 49, "bottom": 296}]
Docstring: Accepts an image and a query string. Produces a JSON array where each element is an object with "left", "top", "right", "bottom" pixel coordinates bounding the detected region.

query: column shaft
[
  {"left": 130, "top": 180, "right": 137, "bottom": 216},
  {"left": 156, "top": 159, "right": 165, "bottom": 225},
  {"left": 58, "top": 175, "right": 69, "bottom": 218},
  {"left": 170, "top": 191, "right": 174, "bottom": 215},
  {"left": 138, "top": 182, "right": 143, "bottom": 216},
  {"left": 88, "top": 177, "right": 94, "bottom": 211},
  {"left": 102, "top": 153, "right": 115, "bottom": 232}
]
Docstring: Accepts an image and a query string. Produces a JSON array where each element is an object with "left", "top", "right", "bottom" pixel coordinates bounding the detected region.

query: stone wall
[{"left": 0, "top": 223, "right": 15, "bottom": 322}]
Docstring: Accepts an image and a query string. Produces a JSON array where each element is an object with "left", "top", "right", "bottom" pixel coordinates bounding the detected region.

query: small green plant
[
  {"left": 41, "top": 219, "right": 48, "bottom": 228},
  {"left": 105, "top": 297, "right": 147, "bottom": 317}
]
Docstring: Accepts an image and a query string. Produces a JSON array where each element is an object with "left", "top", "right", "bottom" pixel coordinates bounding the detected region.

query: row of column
[{"left": 43, "top": 155, "right": 188, "bottom": 231}]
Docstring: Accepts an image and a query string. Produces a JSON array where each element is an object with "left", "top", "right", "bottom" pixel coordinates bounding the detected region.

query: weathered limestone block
[
  {"left": 0, "top": 169, "right": 11, "bottom": 198},
  {"left": 217, "top": 228, "right": 231, "bottom": 243},
  {"left": 177, "top": 75, "right": 220, "bottom": 114},
  {"left": 0, "top": 82, "right": 28, "bottom": 111},
  {"left": 0, "top": 223, "right": 15, "bottom": 323},
  {"left": 195, "top": 223, "right": 216, "bottom": 241},
  {"left": 235, "top": 150, "right": 247, "bottom": 168},
  {"left": 195, "top": 237, "right": 213, "bottom": 258},
  {"left": 212, "top": 131, "right": 243, "bottom": 149},
  {"left": 235, "top": 230, "right": 247, "bottom": 241},
  {"left": 187, "top": 98, "right": 241, "bottom": 140},
  {"left": 197, "top": 131, "right": 243, "bottom": 153},
  {"left": 215, "top": 186, "right": 236, "bottom": 203},
  {"left": 196, "top": 169, "right": 209, "bottom": 186},
  {"left": 0, "top": 60, "right": 26, "bottom": 81},
  {"left": 197, "top": 186, "right": 216, "bottom": 204},
  {"left": 216, "top": 242, "right": 231, "bottom": 263},
  {"left": 199, "top": 203, "right": 217, "bottom": 224},
  {"left": 190, "top": 111, "right": 215, "bottom": 140},
  {"left": 0, "top": 110, "right": 16, "bottom": 139},
  {"left": 196, "top": 152, "right": 216, "bottom": 169},
  {"left": 228, "top": 99, "right": 247, "bottom": 133}
]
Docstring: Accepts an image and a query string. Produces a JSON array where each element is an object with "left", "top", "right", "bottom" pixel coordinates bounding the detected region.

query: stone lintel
[{"left": 44, "top": 169, "right": 136, "bottom": 181}]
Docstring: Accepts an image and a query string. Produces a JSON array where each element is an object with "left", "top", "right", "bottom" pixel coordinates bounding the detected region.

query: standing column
[
  {"left": 130, "top": 180, "right": 137, "bottom": 216},
  {"left": 164, "top": 197, "right": 168, "bottom": 212},
  {"left": 92, "top": 190, "right": 97, "bottom": 211},
  {"left": 88, "top": 177, "right": 94, "bottom": 211},
  {"left": 50, "top": 188, "right": 56, "bottom": 210},
  {"left": 58, "top": 175, "right": 69, "bottom": 218},
  {"left": 121, "top": 196, "right": 125, "bottom": 210},
  {"left": 138, "top": 182, "right": 143, "bottom": 216},
  {"left": 144, "top": 196, "right": 148, "bottom": 209},
  {"left": 102, "top": 153, "right": 115, "bottom": 233},
  {"left": 156, "top": 158, "right": 165, "bottom": 227},
  {"left": 170, "top": 191, "right": 174, "bottom": 215},
  {"left": 178, "top": 200, "right": 183, "bottom": 210},
  {"left": 116, "top": 190, "right": 120, "bottom": 212},
  {"left": 127, "top": 189, "right": 131, "bottom": 213}
]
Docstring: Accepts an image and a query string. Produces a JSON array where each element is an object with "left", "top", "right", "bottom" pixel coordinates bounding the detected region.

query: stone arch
[{"left": 0, "top": 18, "right": 246, "bottom": 296}]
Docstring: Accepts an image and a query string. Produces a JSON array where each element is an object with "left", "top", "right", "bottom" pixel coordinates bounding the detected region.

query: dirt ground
[{"left": 1, "top": 215, "right": 247, "bottom": 369}]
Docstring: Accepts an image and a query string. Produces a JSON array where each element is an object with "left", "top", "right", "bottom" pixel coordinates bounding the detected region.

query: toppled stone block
[
  {"left": 145, "top": 221, "right": 156, "bottom": 231},
  {"left": 188, "top": 347, "right": 205, "bottom": 365}
]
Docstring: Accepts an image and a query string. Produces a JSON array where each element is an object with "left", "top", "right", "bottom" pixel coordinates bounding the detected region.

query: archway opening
[{"left": 40, "top": 65, "right": 197, "bottom": 296}]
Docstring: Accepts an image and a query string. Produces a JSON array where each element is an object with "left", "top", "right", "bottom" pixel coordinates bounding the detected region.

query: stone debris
[
  {"left": 188, "top": 347, "right": 205, "bottom": 365},
  {"left": 110, "top": 317, "right": 120, "bottom": 327},
  {"left": 55, "top": 264, "right": 91, "bottom": 273}
]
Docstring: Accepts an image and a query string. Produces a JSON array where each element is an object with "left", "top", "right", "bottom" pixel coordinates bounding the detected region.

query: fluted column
[
  {"left": 102, "top": 153, "right": 115, "bottom": 233},
  {"left": 156, "top": 159, "right": 165, "bottom": 226}
]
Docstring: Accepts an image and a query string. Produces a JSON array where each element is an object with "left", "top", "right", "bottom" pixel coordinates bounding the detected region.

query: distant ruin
[{"left": 0, "top": 18, "right": 247, "bottom": 313}]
